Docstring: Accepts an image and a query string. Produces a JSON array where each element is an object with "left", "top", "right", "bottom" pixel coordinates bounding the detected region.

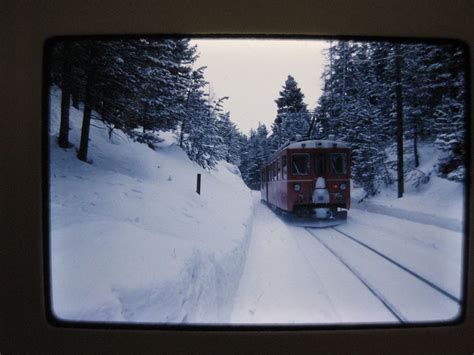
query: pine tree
[
  {"left": 77, "top": 41, "right": 100, "bottom": 162},
  {"left": 58, "top": 41, "right": 72, "bottom": 149},
  {"left": 50, "top": 41, "right": 88, "bottom": 149},
  {"left": 50, "top": 38, "right": 200, "bottom": 160},
  {"left": 239, "top": 123, "right": 270, "bottom": 190},
  {"left": 217, "top": 112, "right": 242, "bottom": 165},
  {"left": 179, "top": 69, "right": 227, "bottom": 169},
  {"left": 270, "top": 75, "right": 310, "bottom": 150},
  {"left": 315, "top": 41, "right": 393, "bottom": 196},
  {"left": 314, "top": 40, "right": 466, "bottom": 195}
]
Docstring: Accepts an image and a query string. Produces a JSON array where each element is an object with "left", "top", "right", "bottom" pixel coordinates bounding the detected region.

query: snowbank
[
  {"left": 48, "top": 87, "right": 254, "bottom": 323},
  {"left": 352, "top": 142, "right": 464, "bottom": 230}
]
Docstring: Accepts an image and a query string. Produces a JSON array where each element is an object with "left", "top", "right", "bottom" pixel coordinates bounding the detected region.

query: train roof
[
  {"left": 285, "top": 139, "right": 350, "bottom": 149},
  {"left": 264, "top": 137, "right": 350, "bottom": 165}
]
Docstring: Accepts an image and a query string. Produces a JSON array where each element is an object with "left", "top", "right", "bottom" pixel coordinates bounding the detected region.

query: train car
[{"left": 261, "top": 135, "right": 351, "bottom": 225}]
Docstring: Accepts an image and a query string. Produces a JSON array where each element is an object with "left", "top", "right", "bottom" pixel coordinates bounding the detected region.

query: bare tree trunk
[
  {"left": 58, "top": 42, "right": 71, "bottom": 148},
  {"left": 342, "top": 42, "right": 347, "bottom": 111},
  {"left": 71, "top": 86, "right": 79, "bottom": 109},
  {"left": 77, "top": 98, "right": 92, "bottom": 161},
  {"left": 395, "top": 43, "right": 404, "bottom": 198},
  {"left": 142, "top": 102, "right": 149, "bottom": 134},
  {"left": 179, "top": 121, "right": 185, "bottom": 147},
  {"left": 77, "top": 88, "right": 92, "bottom": 162},
  {"left": 329, "top": 40, "right": 333, "bottom": 85},
  {"left": 77, "top": 47, "right": 96, "bottom": 162},
  {"left": 413, "top": 119, "right": 420, "bottom": 168}
]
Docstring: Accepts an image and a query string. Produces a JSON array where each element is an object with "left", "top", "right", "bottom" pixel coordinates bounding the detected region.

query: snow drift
[
  {"left": 352, "top": 142, "right": 464, "bottom": 231},
  {"left": 48, "top": 87, "right": 254, "bottom": 323}
]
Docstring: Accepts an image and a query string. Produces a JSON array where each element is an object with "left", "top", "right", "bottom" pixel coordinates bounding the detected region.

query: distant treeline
[
  {"left": 239, "top": 41, "right": 466, "bottom": 196},
  {"left": 50, "top": 38, "right": 243, "bottom": 169}
]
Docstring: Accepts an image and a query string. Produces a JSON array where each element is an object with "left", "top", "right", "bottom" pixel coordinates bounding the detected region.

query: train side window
[
  {"left": 291, "top": 154, "right": 310, "bottom": 175},
  {"left": 330, "top": 153, "right": 347, "bottom": 174},
  {"left": 282, "top": 156, "right": 287, "bottom": 179},
  {"left": 277, "top": 159, "right": 281, "bottom": 180},
  {"left": 314, "top": 154, "right": 326, "bottom": 174}
]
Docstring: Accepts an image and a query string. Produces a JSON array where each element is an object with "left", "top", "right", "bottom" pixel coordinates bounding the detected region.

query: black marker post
[{"left": 196, "top": 173, "right": 201, "bottom": 195}]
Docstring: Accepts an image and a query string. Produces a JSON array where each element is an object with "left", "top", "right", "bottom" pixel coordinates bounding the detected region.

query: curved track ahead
[{"left": 305, "top": 226, "right": 461, "bottom": 323}]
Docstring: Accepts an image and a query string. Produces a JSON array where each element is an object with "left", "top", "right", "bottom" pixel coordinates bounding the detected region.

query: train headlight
[
  {"left": 294, "top": 183, "right": 301, "bottom": 192},
  {"left": 340, "top": 183, "right": 347, "bottom": 190}
]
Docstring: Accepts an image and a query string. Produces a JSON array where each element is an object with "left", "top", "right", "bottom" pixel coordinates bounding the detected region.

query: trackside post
[{"left": 196, "top": 173, "right": 201, "bottom": 195}]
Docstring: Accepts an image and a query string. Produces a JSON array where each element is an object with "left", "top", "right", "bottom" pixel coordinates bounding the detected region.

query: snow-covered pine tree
[
  {"left": 217, "top": 111, "right": 243, "bottom": 165},
  {"left": 90, "top": 40, "right": 142, "bottom": 139},
  {"left": 314, "top": 41, "right": 392, "bottom": 196},
  {"left": 71, "top": 39, "right": 146, "bottom": 160},
  {"left": 313, "top": 43, "right": 336, "bottom": 138},
  {"left": 314, "top": 39, "right": 466, "bottom": 195},
  {"left": 345, "top": 42, "right": 392, "bottom": 196},
  {"left": 178, "top": 69, "right": 227, "bottom": 169},
  {"left": 239, "top": 123, "right": 270, "bottom": 190},
  {"left": 237, "top": 134, "right": 251, "bottom": 183},
  {"left": 255, "top": 123, "right": 271, "bottom": 170},
  {"left": 424, "top": 44, "right": 466, "bottom": 181},
  {"left": 127, "top": 38, "right": 198, "bottom": 147},
  {"left": 270, "top": 75, "right": 310, "bottom": 151}
]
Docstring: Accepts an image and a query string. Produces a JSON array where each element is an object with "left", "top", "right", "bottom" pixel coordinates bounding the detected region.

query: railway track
[{"left": 305, "top": 226, "right": 461, "bottom": 323}]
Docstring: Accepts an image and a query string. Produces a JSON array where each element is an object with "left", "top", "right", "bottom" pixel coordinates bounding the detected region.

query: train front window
[
  {"left": 291, "top": 154, "right": 310, "bottom": 175},
  {"left": 314, "top": 154, "right": 326, "bottom": 175},
  {"left": 330, "top": 153, "right": 347, "bottom": 174}
]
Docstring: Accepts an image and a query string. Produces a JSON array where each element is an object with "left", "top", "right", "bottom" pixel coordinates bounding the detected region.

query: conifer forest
[{"left": 50, "top": 38, "right": 466, "bottom": 197}]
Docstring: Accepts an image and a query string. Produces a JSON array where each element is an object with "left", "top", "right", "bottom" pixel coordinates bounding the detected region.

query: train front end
[{"left": 286, "top": 139, "right": 351, "bottom": 224}]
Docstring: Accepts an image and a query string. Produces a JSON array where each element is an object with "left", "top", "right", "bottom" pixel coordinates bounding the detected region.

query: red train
[{"left": 260, "top": 135, "right": 351, "bottom": 223}]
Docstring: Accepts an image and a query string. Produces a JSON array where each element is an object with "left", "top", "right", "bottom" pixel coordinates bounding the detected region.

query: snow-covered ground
[
  {"left": 49, "top": 87, "right": 465, "bottom": 325},
  {"left": 231, "top": 197, "right": 398, "bottom": 324},
  {"left": 352, "top": 143, "right": 464, "bottom": 231},
  {"left": 49, "top": 87, "right": 254, "bottom": 323},
  {"left": 231, "top": 197, "right": 462, "bottom": 324}
]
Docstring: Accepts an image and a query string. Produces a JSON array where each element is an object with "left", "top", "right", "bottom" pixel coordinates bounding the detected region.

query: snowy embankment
[
  {"left": 49, "top": 87, "right": 254, "bottom": 323},
  {"left": 352, "top": 143, "right": 464, "bottom": 232}
]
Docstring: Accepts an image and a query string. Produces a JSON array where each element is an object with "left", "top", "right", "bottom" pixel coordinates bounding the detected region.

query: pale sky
[{"left": 191, "top": 39, "right": 328, "bottom": 136}]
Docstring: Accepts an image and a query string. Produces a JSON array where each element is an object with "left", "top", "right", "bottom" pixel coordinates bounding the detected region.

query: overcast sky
[{"left": 191, "top": 39, "right": 328, "bottom": 136}]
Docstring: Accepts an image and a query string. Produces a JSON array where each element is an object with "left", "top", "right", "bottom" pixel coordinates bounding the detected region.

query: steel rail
[
  {"left": 331, "top": 227, "right": 460, "bottom": 304},
  {"left": 305, "top": 228, "right": 406, "bottom": 323}
]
